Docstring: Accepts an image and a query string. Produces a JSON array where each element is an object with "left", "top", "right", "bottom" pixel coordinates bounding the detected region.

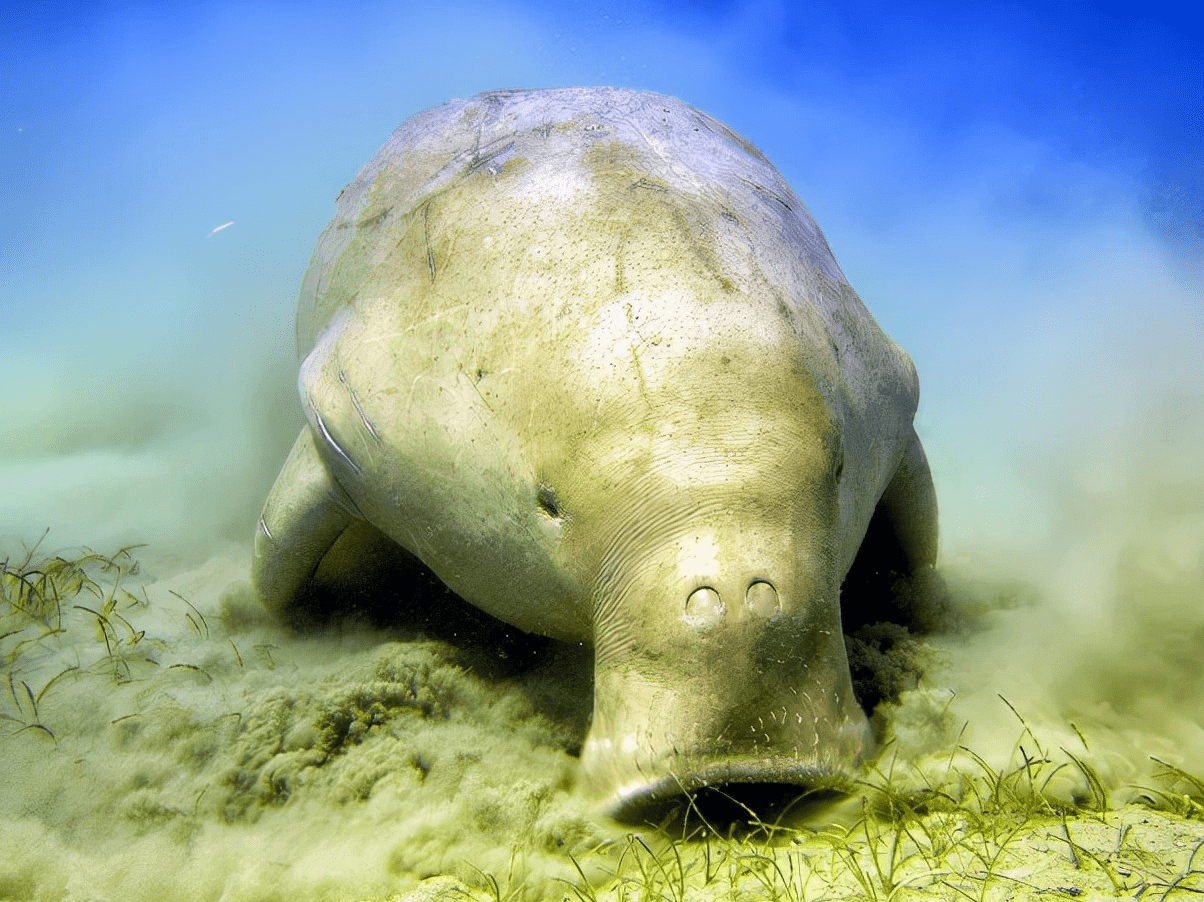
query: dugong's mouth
[{"left": 605, "top": 763, "right": 853, "bottom": 827}]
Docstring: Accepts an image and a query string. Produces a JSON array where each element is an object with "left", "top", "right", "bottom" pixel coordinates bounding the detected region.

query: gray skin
[{"left": 253, "top": 87, "right": 938, "bottom": 821}]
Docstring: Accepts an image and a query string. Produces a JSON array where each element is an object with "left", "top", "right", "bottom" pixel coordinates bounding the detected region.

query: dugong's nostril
[
  {"left": 684, "top": 586, "right": 724, "bottom": 627},
  {"left": 745, "top": 580, "right": 780, "bottom": 617}
]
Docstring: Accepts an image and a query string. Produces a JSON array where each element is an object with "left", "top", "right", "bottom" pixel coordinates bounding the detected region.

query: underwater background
[{"left": 2, "top": 2, "right": 1202, "bottom": 899}]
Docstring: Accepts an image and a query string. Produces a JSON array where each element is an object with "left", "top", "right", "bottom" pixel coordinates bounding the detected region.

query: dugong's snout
[{"left": 580, "top": 596, "right": 875, "bottom": 824}]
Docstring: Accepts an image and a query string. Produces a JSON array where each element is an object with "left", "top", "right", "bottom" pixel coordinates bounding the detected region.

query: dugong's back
[{"left": 300, "top": 87, "right": 852, "bottom": 355}]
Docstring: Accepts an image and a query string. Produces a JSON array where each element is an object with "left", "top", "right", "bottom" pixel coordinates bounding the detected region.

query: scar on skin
[{"left": 339, "top": 368, "right": 380, "bottom": 440}]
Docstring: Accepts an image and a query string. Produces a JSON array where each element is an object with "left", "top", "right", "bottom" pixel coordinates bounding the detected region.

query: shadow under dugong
[{"left": 252, "top": 86, "right": 939, "bottom": 824}]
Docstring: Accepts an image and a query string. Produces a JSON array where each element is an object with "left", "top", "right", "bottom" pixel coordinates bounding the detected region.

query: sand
[{"left": 2, "top": 515, "right": 1203, "bottom": 901}]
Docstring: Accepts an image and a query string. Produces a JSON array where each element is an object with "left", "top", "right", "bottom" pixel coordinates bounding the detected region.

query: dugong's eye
[
  {"left": 684, "top": 587, "right": 724, "bottom": 628},
  {"left": 536, "top": 484, "right": 565, "bottom": 520}
]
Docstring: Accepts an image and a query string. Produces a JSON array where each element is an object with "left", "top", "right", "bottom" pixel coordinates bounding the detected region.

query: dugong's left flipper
[
  {"left": 253, "top": 428, "right": 361, "bottom": 623},
  {"left": 876, "top": 430, "right": 939, "bottom": 574},
  {"left": 844, "top": 430, "right": 939, "bottom": 620}
]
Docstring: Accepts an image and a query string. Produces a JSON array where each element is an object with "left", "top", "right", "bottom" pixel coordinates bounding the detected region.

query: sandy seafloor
[{"left": 2, "top": 528, "right": 1204, "bottom": 902}]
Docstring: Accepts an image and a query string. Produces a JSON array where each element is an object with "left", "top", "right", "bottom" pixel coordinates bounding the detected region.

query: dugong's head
[
  {"left": 549, "top": 364, "right": 875, "bottom": 823},
  {"left": 581, "top": 518, "right": 874, "bottom": 822}
]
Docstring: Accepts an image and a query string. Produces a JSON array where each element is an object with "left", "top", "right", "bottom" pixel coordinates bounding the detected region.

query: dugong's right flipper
[{"left": 253, "top": 427, "right": 361, "bottom": 623}]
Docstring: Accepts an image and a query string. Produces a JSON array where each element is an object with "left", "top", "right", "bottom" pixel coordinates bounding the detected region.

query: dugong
[{"left": 253, "top": 87, "right": 938, "bottom": 822}]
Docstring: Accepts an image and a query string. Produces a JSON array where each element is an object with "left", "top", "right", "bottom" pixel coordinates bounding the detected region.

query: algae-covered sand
[{"left": 3, "top": 439, "right": 1204, "bottom": 902}]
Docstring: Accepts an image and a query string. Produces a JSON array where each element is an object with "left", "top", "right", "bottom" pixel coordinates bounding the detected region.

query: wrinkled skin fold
[{"left": 253, "top": 87, "right": 938, "bottom": 822}]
